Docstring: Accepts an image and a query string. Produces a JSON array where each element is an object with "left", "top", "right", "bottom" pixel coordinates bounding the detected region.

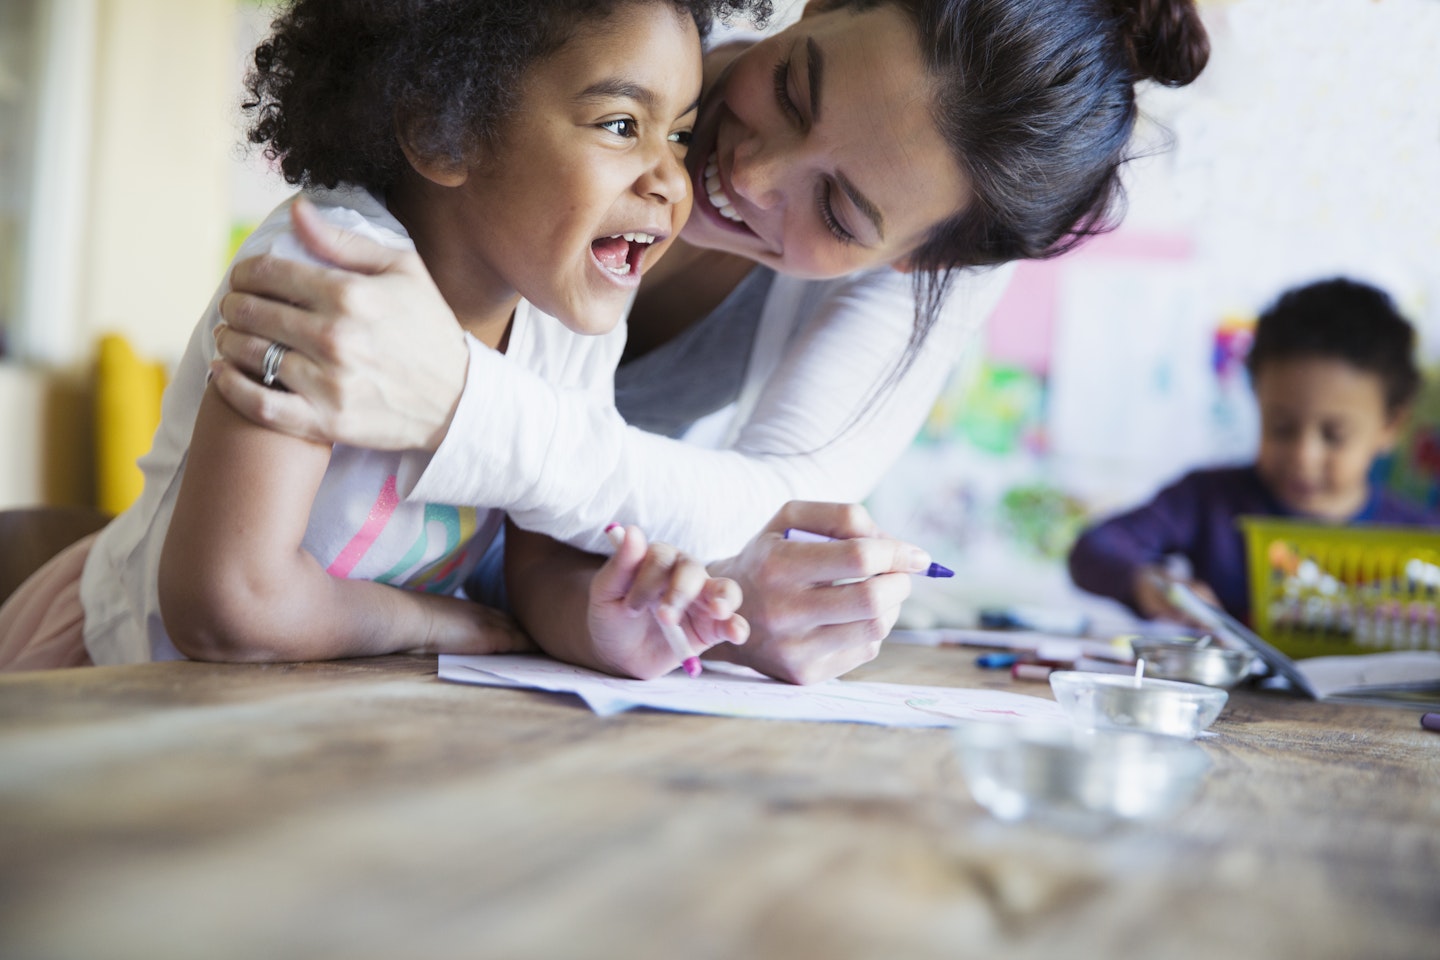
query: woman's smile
[{"left": 677, "top": 3, "right": 968, "bottom": 280}]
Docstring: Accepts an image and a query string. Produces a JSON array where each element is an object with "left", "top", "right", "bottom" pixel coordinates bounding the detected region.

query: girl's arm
[{"left": 157, "top": 386, "right": 528, "bottom": 662}]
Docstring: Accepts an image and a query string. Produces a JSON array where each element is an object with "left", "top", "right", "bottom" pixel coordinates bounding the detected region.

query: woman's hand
[
  {"left": 588, "top": 526, "right": 748, "bottom": 679},
  {"left": 707, "top": 502, "right": 933, "bottom": 685},
  {"left": 211, "top": 197, "right": 467, "bottom": 451}
]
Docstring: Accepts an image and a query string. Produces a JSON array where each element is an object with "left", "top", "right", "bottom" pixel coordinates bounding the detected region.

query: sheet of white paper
[
  {"left": 439, "top": 655, "right": 1067, "bottom": 727},
  {"left": 1295, "top": 651, "right": 1440, "bottom": 699}
]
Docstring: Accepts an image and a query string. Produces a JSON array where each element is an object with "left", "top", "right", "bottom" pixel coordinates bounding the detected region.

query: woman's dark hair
[
  {"left": 831, "top": 0, "right": 1208, "bottom": 435},
  {"left": 893, "top": 0, "right": 1208, "bottom": 321},
  {"left": 244, "top": 0, "right": 769, "bottom": 192},
  {"left": 1246, "top": 277, "right": 1421, "bottom": 414}
]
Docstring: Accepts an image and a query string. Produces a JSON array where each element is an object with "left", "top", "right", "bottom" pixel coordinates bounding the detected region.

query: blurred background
[{"left": 1, "top": 0, "right": 1437, "bottom": 622}]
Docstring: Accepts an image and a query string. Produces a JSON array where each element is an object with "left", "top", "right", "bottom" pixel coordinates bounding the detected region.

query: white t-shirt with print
[{"left": 79, "top": 185, "right": 623, "bottom": 664}]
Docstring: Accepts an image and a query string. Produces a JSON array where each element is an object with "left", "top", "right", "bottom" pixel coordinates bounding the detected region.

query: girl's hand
[
  {"left": 707, "top": 502, "right": 932, "bottom": 685},
  {"left": 588, "top": 526, "right": 748, "bottom": 679},
  {"left": 211, "top": 196, "right": 468, "bottom": 451},
  {"left": 405, "top": 597, "right": 536, "bottom": 658},
  {"left": 1132, "top": 565, "right": 1223, "bottom": 630}
]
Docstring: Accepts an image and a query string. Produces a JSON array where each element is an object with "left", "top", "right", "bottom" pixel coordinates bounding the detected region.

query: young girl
[
  {"left": 1069, "top": 277, "right": 1438, "bottom": 626},
  {"left": 0, "top": 0, "right": 764, "bottom": 674}
]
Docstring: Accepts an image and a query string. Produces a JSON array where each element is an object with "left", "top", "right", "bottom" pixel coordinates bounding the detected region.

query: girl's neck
[{"left": 384, "top": 180, "right": 517, "bottom": 352}]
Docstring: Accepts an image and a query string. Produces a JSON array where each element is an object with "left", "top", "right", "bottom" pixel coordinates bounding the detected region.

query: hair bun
[{"left": 1115, "top": 0, "right": 1210, "bottom": 87}]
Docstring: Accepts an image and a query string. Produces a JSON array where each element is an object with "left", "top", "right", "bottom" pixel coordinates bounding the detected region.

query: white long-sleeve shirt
[{"left": 402, "top": 262, "right": 1014, "bottom": 562}]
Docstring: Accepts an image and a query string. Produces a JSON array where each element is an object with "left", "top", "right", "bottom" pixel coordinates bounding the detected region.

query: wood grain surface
[{"left": 1, "top": 645, "right": 1436, "bottom": 960}]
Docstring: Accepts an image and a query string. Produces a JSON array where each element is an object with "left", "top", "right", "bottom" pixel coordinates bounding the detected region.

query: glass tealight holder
[
  {"left": 953, "top": 720, "right": 1211, "bottom": 830},
  {"left": 1049, "top": 671, "right": 1228, "bottom": 740}
]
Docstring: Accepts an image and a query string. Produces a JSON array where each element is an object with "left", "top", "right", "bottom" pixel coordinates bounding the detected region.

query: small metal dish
[
  {"left": 1049, "top": 671, "right": 1228, "bottom": 739},
  {"left": 953, "top": 721, "right": 1211, "bottom": 829},
  {"left": 1129, "top": 639, "right": 1258, "bottom": 689}
]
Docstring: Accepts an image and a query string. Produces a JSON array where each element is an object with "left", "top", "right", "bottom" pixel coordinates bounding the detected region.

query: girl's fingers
[
  {"left": 592, "top": 525, "right": 649, "bottom": 607},
  {"left": 699, "top": 577, "right": 742, "bottom": 617},
  {"left": 686, "top": 609, "right": 750, "bottom": 649},
  {"left": 626, "top": 543, "right": 697, "bottom": 612}
]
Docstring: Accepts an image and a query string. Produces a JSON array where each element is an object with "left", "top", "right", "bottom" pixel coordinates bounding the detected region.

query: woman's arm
[
  {"left": 212, "top": 202, "right": 1013, "bottom": 560},
  {"left": 157, "top": 386, "right": 529, "bottom": 661}
]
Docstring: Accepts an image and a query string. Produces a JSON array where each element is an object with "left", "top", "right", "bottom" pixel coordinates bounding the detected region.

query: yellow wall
[
  {"left": 0, "top": 0, "right": 234, "bottom": 508},
  {"left": 84, "top": 0, "right": 234, "bottom": 361}
]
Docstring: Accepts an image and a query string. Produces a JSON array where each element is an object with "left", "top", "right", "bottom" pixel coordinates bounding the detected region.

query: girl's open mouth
[{"left": 591, "top": 232, "right": 658, "bottom": 277}]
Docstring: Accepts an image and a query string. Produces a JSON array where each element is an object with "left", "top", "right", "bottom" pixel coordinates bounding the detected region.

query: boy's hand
[
  {"left": 588, "top": 526, "right": 748, "bottom": 679},
  {"left": 1133, "top": 565, "right": 1223, "bottom": 630}
]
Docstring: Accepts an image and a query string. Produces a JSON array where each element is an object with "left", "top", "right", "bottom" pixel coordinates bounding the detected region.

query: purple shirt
[{"left": 1067, "top": 465, "right": 1439, "bottom": 623}]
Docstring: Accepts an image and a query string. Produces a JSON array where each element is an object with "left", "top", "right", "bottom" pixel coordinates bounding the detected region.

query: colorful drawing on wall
[
  {"left": 1386, "top": 365, "right": 1440, "bottom": 510},
  {"left": 923, "top": 362, "right": 1046, "bottom": 456},
  {"left": 998, "top": 483, "right": 1088, "bottom": 561},
  {"left": 1212, "top": 313, "right": 1255, "bottom": 381}
]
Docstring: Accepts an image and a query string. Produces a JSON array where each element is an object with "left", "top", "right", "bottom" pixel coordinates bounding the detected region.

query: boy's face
[
  {"left": 443, "top": 4, "right": 701, "bottom": 336},
  {"left": 1253, "top": 356, "right": 1403, "bottom": 521}
]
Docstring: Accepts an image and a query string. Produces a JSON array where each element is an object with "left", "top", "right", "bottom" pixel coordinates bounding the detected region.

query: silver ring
[{"left": 260, "top": 341, "right": 288, "bottom": 388}]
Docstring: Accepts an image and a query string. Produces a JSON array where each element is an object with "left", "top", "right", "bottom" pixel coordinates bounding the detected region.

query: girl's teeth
[{"left": 704, "top": 153, "right": 745, "bottom": 224}]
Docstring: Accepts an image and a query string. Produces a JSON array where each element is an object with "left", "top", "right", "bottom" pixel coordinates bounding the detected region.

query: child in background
[
  {"left": 0, "top": 0, "right": 759, "bottom": 674},
  {"left": 1069, "top": 277, "right": 1437, "bottom": 626}
]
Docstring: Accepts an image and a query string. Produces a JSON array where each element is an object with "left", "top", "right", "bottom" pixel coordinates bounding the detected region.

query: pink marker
[{"left": 605, "top": 523, "right": 702, "bottom": 678}]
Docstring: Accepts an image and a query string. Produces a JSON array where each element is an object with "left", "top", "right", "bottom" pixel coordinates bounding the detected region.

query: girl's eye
[
  {"left": 772, "top": 58, "right": 802, "bottom": 124},
  {"left": 817, "top": 180, "right": 856, "bottom": 245},
  {"left": 601, "top": 118, "right": 637, "bottom": 138},
  {"left": 668, "top": 129, "right": 693, "bottom": 148}
]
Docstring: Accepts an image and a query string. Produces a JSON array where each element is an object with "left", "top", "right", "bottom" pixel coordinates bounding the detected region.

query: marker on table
[
  {"left": 605, "top": 523, "right": 702, "bottom": 678},
  {"left": 782, "top": 528, "right": 955, "bottom": 578},
  {"left": 1422, "top": 712, "right": 1440, "bottom": 733}
]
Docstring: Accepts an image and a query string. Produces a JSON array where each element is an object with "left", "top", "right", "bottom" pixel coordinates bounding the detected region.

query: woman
[{"left": 210, "top": 0, "right": 1210, "bottom": 682}]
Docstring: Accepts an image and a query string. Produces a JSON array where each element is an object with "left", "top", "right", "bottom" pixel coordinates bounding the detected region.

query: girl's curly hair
[{"left": 244, "top": 0, "right": 768, "bottom": 192}]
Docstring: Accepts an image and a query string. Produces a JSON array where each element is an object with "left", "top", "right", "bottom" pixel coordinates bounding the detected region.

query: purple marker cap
[{"left": 1421, "top": 712, "right": 1440, "bottom": 733}]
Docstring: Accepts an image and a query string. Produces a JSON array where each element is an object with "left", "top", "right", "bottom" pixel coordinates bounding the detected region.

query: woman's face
[{"left": 684, "top": 2, "right": 970, "bottom": 279}]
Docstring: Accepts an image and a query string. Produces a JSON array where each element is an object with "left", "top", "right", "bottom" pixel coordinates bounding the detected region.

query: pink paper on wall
[
  {"left": 983, "top": 231, "right": 1195, "bottom": 375},
  {"left": 985, "top": 260, "right": 1060, "bottom": 374}
]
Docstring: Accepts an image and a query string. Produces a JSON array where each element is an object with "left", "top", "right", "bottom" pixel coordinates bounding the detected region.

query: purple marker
[
  {"left": 1421, "top": 712, "right": 1440, "bottom": 733},
  {"left": 783, "top": 528, "right": 955, "bottom": 578}
]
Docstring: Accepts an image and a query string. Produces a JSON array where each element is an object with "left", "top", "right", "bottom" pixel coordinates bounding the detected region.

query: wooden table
[{"left": 1, "top": 644, "right": 1436, "bottom": 960}]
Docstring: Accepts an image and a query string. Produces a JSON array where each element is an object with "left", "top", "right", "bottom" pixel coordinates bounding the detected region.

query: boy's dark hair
[
  {"left": 1246, "top": 277, "right": 1422, "bottom": 414},
  {"left": 243, "top": 0, "right": 768, "bottom": 193}
]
